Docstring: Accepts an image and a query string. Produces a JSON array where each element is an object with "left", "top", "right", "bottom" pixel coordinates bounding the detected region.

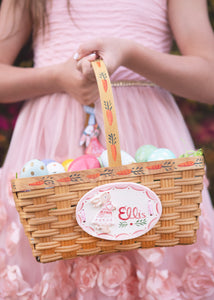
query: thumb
[{"left": 77, "top": 56, "right": 96, "bottom": 81}]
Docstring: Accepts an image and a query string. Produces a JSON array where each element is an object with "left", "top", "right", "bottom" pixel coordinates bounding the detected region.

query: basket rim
[{"left": 11, "top": 156, "right": 205, "bottom": 193}]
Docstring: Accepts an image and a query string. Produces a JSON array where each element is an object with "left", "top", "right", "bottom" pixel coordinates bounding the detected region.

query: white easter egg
[
  {"left": 42, "top": 159, "right": 55, "bottom": 166},
  {"left": 20, "top": 159, "right": 48, "bottom": 178},
  {"left": 100, "top": 150, "right": 136, "bottom": 167},
  {"left": 47, "top": 162, "right": 65, "bottom": 174},
  {"left": 147, "top": 148, "right": 176, "bottom": 162}
]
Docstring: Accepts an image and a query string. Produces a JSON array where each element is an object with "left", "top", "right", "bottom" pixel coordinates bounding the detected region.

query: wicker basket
[{"left": 11, "top": 60, "right": 205, "bottom": 263}]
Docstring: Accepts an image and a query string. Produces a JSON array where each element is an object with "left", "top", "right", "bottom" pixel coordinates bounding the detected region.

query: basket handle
[{"left": 92, "top": 60, "right": 122, "bottom": 167}]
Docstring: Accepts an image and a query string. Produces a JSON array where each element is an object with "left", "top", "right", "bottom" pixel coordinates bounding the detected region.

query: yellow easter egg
[{"left": 62, "top": 159, "right": 74, "bottom": 171}]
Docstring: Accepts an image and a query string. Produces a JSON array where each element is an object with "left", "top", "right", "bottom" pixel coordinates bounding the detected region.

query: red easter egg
[{"left": 68, "top": 154, "right": 101, "bottom": 172}]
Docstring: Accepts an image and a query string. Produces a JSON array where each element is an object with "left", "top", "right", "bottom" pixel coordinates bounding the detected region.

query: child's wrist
[
  {"left": 120, "top": 39, "right": 132, "bottom": 67},
  {"left": 52, "top": 63, "right": 66, "bottom": 93},
  {"left": 121, "top": 40, "right": 140, "bottom": 69}
]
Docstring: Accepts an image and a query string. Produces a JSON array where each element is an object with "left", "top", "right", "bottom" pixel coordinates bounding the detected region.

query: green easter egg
[
  {"left": 97, "top": 155, "right": 104, "bottom": 168},
  {"left": 135, "top": 144, "right": 157, "bottom": 162}
]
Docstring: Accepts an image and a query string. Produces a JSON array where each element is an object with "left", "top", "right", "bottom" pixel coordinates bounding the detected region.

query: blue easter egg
[
  {"left": 47, "top": 162, "right": 65, "bottom": 174},
  {"left": 147, "top": 148, "right": 176, "bottom": 162},
  {"left": 20, "top": 159, "right": 48, "bottom": 178},
  {"left": 135, "top": 145, "right": 157, "bottom": 162}
]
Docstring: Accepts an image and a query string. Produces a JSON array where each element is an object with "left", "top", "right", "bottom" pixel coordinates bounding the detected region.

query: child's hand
[
  {"left": 57, "top": 54, "right": 99, "bottom": 105},
  {"left": 74, "top": 38, "right": 129, "bottom": 77}
]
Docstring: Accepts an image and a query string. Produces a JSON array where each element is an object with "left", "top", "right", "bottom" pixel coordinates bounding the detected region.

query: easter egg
[
  {"left": 135, "top": 145, "right": 157, "bottom": 162},
  {"left": 20, "top": 159, "right": 48, "bottom": 178},
  {"left": 42, "top": 159, "right": 55, "bottom": 166},
  {"left": 147, "top": 148, "right": 176, "bottom": 162},
  {"left": 97, "top": 156, "right": 104, "bottom": 168},
  {"left": 62, "top": 159, "right": 74, "bottom": 171},
  {"left": 47, "top": 162, "right": 65, "bottom": 174},
  {"left": 68, "top": 155, "right": 101, "bottom": 172},
  {"left": 100, "top": 150, "right": 136, "bottom": 167}
]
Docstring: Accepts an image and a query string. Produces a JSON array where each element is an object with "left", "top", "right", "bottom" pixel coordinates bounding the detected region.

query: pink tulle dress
[{"left": 0, "top": 0, "right": 214, "bottom": 299}]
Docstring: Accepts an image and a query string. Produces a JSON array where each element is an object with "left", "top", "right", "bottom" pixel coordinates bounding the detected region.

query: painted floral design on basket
[
  {"left": 131, "top": 166, "right": 145, "bottom": 175},
  {"left": 99, "top": 168, "right": 114, "bottom": 177},
  {"left": 194, "top": 157, "right": 204, "bottom": 168},
  {"left": 161, "top": 161, "right": 176, "bottom": 172},
  {"left": 11, "top": 155, "right": 204, "bottom": 193},
  {"left": 69, "top": 173, "right": 82, "bottom": 182}
]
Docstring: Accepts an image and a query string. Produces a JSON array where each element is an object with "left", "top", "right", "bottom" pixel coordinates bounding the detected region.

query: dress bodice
[{"left": 33, "top": 0, "right": 173, "bottom": 81}]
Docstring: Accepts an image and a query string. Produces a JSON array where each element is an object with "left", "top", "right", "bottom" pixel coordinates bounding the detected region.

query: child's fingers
[
  {"left": 76, "top": 53, "right": 96, "bottom": 72},
  {"left": 73, "top": 40, "right": 100, "bottom": 61},
  {"left": 77, "top": 56, "right": 96, "bottom": 81},
  {"left": 76, "top": 58, "right": 90, "bottom": 74},
  {"left": 87, "top": 53, "right": 97, "bottom": 61}
]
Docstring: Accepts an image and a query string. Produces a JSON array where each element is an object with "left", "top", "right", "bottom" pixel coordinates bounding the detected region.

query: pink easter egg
[{"left": 68, "top": 154, "right": 101, "bottom": 172}]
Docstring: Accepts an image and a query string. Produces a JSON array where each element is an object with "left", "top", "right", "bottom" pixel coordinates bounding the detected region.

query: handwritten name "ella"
[{"left": 118, "top": 206, "right": 146, "bottom": 221}]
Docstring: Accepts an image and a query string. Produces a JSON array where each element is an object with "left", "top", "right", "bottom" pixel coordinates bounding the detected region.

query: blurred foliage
[
  {"left": 174, "top": 1, "right": 214, "bottom": 203},
  {"left": 0, "top": 34, "right": 33, "bottom": 165},
  {"left": 0, "top": 0, "right": 214, "bottom": 203}
]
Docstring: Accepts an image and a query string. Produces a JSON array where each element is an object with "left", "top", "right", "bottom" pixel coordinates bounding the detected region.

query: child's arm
[
  {"left": 0, "top": 0, "right": 59, "bottom": 103},
  {"left": 75, "top": 0, "right": 214, "bottom": 105},
  {"left": 0, "top": 0, "right": 98, "bottom": 105}
]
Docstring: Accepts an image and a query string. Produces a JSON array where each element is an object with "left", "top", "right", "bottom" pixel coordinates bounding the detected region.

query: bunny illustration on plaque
[{"left": 90, "top": 192, "right": 116, "bottom": 233}]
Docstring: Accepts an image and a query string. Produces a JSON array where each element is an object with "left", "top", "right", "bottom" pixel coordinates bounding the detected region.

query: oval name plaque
[{"left": 76, "top": 182, "right": 162, "bottom": 241}]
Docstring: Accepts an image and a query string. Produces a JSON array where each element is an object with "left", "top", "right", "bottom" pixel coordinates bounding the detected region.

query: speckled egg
[
  {"left": 62, "top": 159, "right": 74, "bottom": 171},
  {"left": 135, "top": 145, "right": 157, "bottom": 162},
  {"left": 47, "top": 162, "right": 65, "bottom": 174},
  {"left": 147, "top": 148, "right": 176, "bottom": 162},
  {"left": 100, "top": 150, "right": 136, "bottom": 167},
  {"left": 20, "top": 159, "right": 48, "bottom": 178}
]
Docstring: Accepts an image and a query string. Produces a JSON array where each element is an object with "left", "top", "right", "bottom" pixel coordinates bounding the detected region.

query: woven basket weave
[{"left": 11, "top": 60, "right": 205, "bottom": 263}]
